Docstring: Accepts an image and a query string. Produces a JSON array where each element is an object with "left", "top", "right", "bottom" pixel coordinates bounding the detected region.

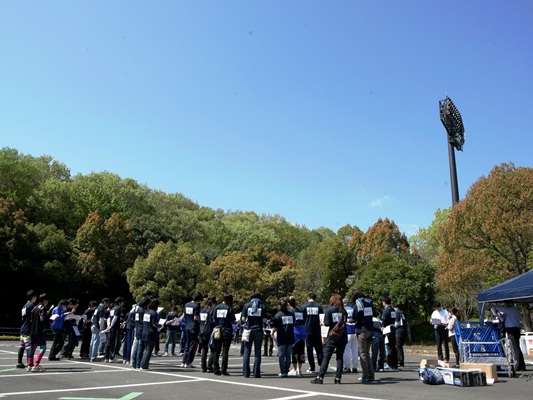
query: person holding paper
[
  {"left": 103, "top": 297, "right": 124, "bottom": 363},
  {"left": 163, "top": 306, "right": 179, "bottom": 356},
  {"left": 89, "top": 298, "right": 110, "bottom": 362},
  {"left": 430, "top": 302, "right": 450, "bottom": 362},
  {"left": 48, "top": 299, "right": 69, "bottom": 361},
  {"left": 381, "top": 296, "right": 398, "bottom": 370}
]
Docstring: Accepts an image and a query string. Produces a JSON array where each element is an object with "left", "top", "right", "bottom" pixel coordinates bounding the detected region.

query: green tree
[
  {"left": 73, "top": 211, "right": 137, "bottom": 294},
  {"left": 126, "top": 241, "right": 208, "bottom": 312},
  {"left": 437, "top": 163, "right": 533, "bottom": 328},
  {"left": 353, "top": 253, "right": 436, "bottom": 341},
  {"left": 0, "top": 197, "right": 35, "bottom": 272},
  {"left": 358, "top": 218, "right": 410, "bottom": 263}
]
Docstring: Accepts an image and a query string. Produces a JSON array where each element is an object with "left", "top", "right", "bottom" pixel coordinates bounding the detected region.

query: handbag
[
  {"left": 213, "top": 327, "right": 221, "bottom": 340},
  {"left": 241, "top": 328, "right": 251, "bottom": 342},
  {"left": 329, "top": 315, "right": 345, "bottom": 340}
]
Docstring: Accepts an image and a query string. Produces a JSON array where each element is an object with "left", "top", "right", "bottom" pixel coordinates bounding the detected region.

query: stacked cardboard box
[
  {"left": 460, "top": 363, "right": 497, "bottom": 382},
  {"left": 437, "top": 367, "right": 487, "bottom": 387}
]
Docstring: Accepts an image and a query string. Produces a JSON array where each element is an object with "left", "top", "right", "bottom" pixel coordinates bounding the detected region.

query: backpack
[
  {"left": 329, "top": 314, "right": 345, "bottom": 340},
  {"left": 421, "top": 367, "right": 444, "bottom": 385}
]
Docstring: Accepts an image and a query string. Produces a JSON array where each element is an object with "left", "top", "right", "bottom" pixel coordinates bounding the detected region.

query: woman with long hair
[
  {"left": 447, "top": 308, "right": 461, "bottom": 368},
  {"left": 310, "top": 293, "right": 347, "bottom": 384},
  {"left": 271, "top": 299, "right": 295, "bottom": 377}
]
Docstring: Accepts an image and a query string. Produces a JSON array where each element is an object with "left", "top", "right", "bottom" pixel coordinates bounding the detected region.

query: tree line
[{"left": 2, "top": 148, "right": 531, "bottom": 335}]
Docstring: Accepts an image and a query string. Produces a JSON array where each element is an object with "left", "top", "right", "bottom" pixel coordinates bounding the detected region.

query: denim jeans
[
  {"left": 277, "top": 344, "right": 292, "bottom": 376},
  {"left": 318, "top": 337, "right": 346, "bottom": 380},
  {"left": 242, "top": 329, "right": 264, "bottom": 377},
  {"left": 89, "top": 326, "right": 100, "bottom": 360},
  {"left": 164, "top": 329, "right": 178, "bottom": 354}
]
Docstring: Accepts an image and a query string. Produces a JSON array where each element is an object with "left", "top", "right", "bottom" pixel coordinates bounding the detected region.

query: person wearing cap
[{"left": 342, "top": 297, "right": 358, "bottom": 373}]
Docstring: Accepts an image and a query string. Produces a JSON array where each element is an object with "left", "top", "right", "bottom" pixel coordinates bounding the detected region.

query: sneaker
[
  {"left": 26, "top": 365, "right": 33, "bottom": 372},
  {"left": 343, "top": 367, "right": 351, "bottom": 373},
  {"left": 48, "top": 357, "right": 60, "bottom": 361},
  {"left": 185, "top": 364, "right": 195, "bottom": 368},
  {"left": 288, "top": 369, "right": 297, "bottom": 376},
  {"left": 306, "top": 368, "right": 315, "bottom": 373},
  {"left": 310, "top": 377, "right": 323, "bottom": 384},
  {"left": 352, "top": 368, "right": 358, "bottom": 373},
  {"left": 108, "top": 358, "right": 118, "bottom": 363},
  {"left": 31, "top": 365, "right": 46, "bottom": 372},
  {"left": 16, "top": 363, "right": 26, "bottom": 369},
  {"left": 163, "top": 352, "right": 168, "bottom": 357}
]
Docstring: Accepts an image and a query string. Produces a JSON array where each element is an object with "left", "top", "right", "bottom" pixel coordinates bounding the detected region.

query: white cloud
[{"left": 367, "top": 196, "right": 390, "bottom": 208}]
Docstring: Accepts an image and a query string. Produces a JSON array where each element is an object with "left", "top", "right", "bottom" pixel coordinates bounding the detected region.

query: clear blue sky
[{"left": 1, "top": 1, "right": 532, "bottom": 236}]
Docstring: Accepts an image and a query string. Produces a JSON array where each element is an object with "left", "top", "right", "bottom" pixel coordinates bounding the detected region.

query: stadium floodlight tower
[{"left": 439, "top": 96, "right": 465, "bottom": 206}]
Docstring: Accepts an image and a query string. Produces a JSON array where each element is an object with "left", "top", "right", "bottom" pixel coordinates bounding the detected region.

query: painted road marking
[{"left": 58, "top": 392, "right": 143, "bottom": 400}]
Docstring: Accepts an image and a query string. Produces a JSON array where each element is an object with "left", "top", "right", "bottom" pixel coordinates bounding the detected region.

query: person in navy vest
[
  {"left": 310, "top": 293, "right": 347, "bottom": 384},
  {"left": 272, "top": 299, "right": 295, "bottom": 377},
  {"left": 381, "top": 296, "right": 398, "bottom": 370},
  {"left": 241, "top": 290, "right": 267, "bottom": 378},
  {"left": 212, "top": 293, "right": 236, "bottom": 376},
  {"left": 300, "top": 293, "right": 324, "bottom": 373},
  {"left": 352, "top": 289, "right": 375, "bottom": 383},
  {"left": 180, "top": 292, "right": 203, "bottom": 368}
]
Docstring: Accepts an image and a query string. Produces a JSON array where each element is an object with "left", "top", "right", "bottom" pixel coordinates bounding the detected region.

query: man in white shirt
[{"left": 430, "top": 302, "right": 449, "bottom": 362}]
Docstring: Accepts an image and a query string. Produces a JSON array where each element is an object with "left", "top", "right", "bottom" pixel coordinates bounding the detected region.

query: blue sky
[{"left": 1, "top": 1, "right": 532, "bottom": 236}]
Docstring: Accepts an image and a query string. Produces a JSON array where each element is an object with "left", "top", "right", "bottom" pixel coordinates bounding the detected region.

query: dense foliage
[{"left": 4, "top": 147, "right": 531, "bottom": 337}]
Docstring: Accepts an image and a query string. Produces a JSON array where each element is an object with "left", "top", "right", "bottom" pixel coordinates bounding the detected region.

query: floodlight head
[{"left": 439, "top": 96, "right": 465, "bottom": 151}]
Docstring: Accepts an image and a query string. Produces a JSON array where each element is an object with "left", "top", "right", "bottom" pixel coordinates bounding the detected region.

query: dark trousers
[
  {"left": 318, "top": 338, "right": 346, "bottom": 380},
  {"left": 385, "top": 332, "right": 398, "bottom": 369},
  {"left": 181, "top": 330, "right": 198, "bottom": 365},
  {"left": 80, "top": 329, "right": 91, "bottom": 357},
  {"left": 395, "top": 331, "right": 406, "bottom": 366},
  {"left": 305, "top": 333, "right": 323, "bottom": 372},
  {"left": 263, "top": 332, "right": 273, "bottom": 356},
  {"left": 506, "top": 327, "right": 526, "bottom": 370},
  {"left": 435, "top": 326, "right": 450, "bottom": 361},
  {"left": 199, "top": 337, "right": 214, "bottom": 372},
  {"left": 105, "top": 329, "right": 121, "bottom": 360},
  {"left": 49, "top": 329, "right": 64, "bottom": 359},
  {"left": 213, "top": 337, "right": 232, "bottom": 374},
  {"left": 60, "top": 330, "right": 75, "bottom": 358},
  {"left": 140, "top": 339, "right": 155, "bottom": 369},
  {"left": 450, "top": 334, "right": 460, "bottom": 366}
]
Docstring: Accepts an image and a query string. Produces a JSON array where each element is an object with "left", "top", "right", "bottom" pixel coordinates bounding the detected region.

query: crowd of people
[
  {"left": 20, "top": 288, "right": 528, "bottom": 382},
  {"left": 17, "top": 288, "right": 417, "bottom": 384}
]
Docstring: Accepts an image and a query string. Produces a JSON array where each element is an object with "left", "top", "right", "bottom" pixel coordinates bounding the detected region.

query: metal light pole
[{"left": 439, "top": 96, "right": 465, "bottom": 206}]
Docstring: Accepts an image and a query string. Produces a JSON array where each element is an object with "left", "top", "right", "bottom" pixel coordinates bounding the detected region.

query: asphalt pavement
[{"left": 1, "top": 340, "right": 532, "bottom": 400}]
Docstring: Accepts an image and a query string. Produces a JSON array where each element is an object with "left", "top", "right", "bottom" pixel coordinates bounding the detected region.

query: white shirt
[{"left": 431, "top": 308, "right": 449, "bottom": 328}]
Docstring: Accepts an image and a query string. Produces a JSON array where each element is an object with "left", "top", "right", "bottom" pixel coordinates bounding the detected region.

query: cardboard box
[
  {"left": 472, "top": 371, "right": 487, "bottom": 386},
  {"left": 437, "top": 367, "right": 479, "bottom": 387},
  {"left": 420, "top": 359, "right": 439, "bottom": 368},
  {"left": 460, "top": 363, "right": 498, "bottom": 382},
  {"left": 453, "top": 370, "right": 475, "bottom": 387}
]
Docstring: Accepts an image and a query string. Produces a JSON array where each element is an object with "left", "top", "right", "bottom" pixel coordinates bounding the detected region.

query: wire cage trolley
[{"left": 454, "top": 321, "right": 516, "bottom": 377}]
